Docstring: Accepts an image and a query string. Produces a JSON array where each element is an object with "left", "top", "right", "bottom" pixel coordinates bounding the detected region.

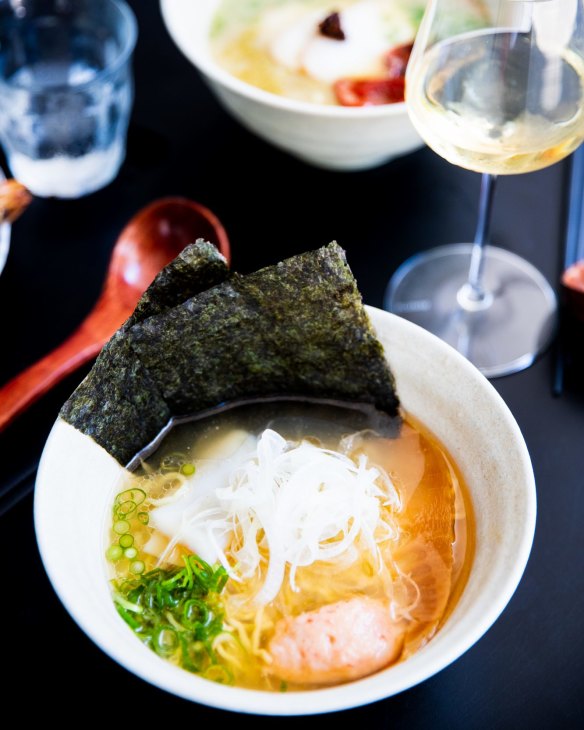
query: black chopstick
[
  {"left": 0, "top": 463, "right": 37, "bottom": 518},
  {"left": 564, "top": 146, "right": 584, "bottom": 269},
  {"left": 553, "top": 145, "right": 584, "bottom": 397}
]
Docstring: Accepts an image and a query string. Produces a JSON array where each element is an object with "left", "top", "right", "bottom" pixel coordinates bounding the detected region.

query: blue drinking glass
[{"left": 0, "top": 0, "right": 137, "bottom": 198}]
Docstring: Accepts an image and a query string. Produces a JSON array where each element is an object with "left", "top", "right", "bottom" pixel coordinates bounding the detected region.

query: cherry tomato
[
  {"left": 384, "top": 43, "right": 414, "bottom": 80},
  {"left": 334, "top": 42, "right": 413, "bottom": 106},
  {"left": 334, "top": 76, "right": 405, "bottom": 106}
]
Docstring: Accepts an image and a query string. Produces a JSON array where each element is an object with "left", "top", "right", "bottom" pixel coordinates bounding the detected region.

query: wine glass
[{"left": 385, "top": 0, "right": 584, "bottom": 377}]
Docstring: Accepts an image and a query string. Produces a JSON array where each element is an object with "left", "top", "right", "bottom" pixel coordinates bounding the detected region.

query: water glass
[{"left": 0, "top": 0, "right": 137, "bottom": 198}]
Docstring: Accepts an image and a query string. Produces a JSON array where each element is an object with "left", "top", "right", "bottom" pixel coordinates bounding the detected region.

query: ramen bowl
[
  {"left": 0, "top": 170, "right": 12, "bottom": 277},
  {"left": 160, "top": 0, "right": 423, "bottom": 171},
  {"left": 34, "top": 307, "right": 536, "bottom": 715}
]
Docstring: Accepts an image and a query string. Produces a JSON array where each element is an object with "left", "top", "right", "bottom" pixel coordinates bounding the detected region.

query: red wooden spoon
[{"left": 0, "top": 197, "right": 230, "bottom": 432}]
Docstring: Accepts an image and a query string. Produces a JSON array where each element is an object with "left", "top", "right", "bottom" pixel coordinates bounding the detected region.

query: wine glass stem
[{"left": 458, "top": 173, "right": 497, "bottom": 311}]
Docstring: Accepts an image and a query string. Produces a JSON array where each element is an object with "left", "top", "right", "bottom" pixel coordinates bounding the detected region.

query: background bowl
[
  {"left": 0, "top": 170, "right": 12, "bottom": 277},
  {"left": 160, "top": 0, "right": 423, "bottom": 171},
  {"left": 34, "top": 307, "right": 536, "bottom": 715}
]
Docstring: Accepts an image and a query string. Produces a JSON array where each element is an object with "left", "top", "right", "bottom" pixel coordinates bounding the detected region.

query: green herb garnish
[
  {"left": 180, "top": 462, "right": 196, "bottom": 476},
  {"left": 113, "top": 554, "right": 231, "bottom": 681}
]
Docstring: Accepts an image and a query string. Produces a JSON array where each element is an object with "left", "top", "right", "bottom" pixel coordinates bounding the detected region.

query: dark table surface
[{"left": 1, "top": 1, "right": 583, "bottom": 726}]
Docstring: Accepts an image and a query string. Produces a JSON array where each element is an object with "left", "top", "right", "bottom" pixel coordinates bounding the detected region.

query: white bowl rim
[
  {"left": 160, "top": 0, "right": 411, "bottom": 120},
  {"left": 0, "top": 169, "right": 11, "bottom": 277},
  {"left": 34, "top": 307, "right": 536, "bottom": 716}
]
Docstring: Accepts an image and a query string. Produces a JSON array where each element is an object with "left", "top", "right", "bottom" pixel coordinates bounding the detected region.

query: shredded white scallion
[{"left": 149, "top": 428, "right": 401, "bottom": 605}]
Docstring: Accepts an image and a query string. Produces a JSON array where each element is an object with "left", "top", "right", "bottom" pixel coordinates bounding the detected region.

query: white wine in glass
[{"left": 385, "top": 0, "right": 584, "bottom": 376}]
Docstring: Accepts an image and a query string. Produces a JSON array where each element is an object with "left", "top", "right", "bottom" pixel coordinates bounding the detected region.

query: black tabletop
[{"left": 1, "top": 1, "right": 583, "bottom": 726}]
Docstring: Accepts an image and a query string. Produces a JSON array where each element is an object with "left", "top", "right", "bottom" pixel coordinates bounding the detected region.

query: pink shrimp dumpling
[{"left": 268, "top": 596, "right": 403, "bottom": 685}]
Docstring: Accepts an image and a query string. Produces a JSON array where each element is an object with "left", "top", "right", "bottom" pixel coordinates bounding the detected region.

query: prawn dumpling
[{"left": 268, "top": 597, "right": 403, "bottom": 685}]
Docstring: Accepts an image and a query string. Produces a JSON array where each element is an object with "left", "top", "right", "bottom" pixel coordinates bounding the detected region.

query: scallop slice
[
  {"left": 259, "top": 5, "right": 324, "bottom": 71},
  {"left": 148, "top": 432, "right": 257, "bottom": 564},
  {"left": 302, "top": 1, "right": 390, "bottom": 83},
  {"left": 195, "top": 428, "right": 253, "bottom": 461}
]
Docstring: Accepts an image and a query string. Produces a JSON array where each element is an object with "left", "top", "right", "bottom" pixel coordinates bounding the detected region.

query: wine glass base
[{"left": 384, "top": 244, "right": 557, "bottom": 378}]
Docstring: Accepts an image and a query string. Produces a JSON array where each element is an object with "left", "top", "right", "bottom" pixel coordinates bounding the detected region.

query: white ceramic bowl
[
  {"left": 160, "top": 0, "right": 423, "bottom": 170},
  {"left": 35, "top": 307, "right": 535, "bottom": 715},
  {"left": 0, "top": 170, "right": 12, "bottom": 277}
]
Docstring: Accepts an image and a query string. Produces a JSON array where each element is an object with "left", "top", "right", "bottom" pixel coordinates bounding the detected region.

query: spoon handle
[
  {"left": 0, "top": 327, "right": 105, "bottom": 432},
  {"left": 0, "top": 284, "right": 132, "bottom": 432}
]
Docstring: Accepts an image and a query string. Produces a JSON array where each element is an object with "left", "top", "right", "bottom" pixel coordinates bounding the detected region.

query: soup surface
[
  {"left": 107, "top": 400, "right": 473, "bottom": 690},
  {"left": 211, "top": 0, "right": 425, "bottom": 105}
]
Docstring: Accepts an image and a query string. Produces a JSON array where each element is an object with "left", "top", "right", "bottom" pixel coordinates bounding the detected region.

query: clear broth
[{"left": 107, "top": 400, "right": 474, "bottom": 690}]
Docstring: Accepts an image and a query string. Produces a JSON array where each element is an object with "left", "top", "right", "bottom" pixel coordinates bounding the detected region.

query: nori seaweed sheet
[
  {"left": 128, "top": 242, "right": 399, "bottom": 418},
  {"left": 61, "top": 242, "right": 399, "bottom": 466},
  {"left": 60, "top": 241, "right": 230, "bottom": 464},
  {"left": 59, "top": 333, "right": 171, "bottom": 465},
  {"left": 127, "top": 240, "right": 228, "bottom": 328}
]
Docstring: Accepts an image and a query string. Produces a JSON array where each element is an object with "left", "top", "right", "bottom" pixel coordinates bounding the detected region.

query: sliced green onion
[
  {"left": 180, "top": 463, "right": 196, "bottom": 476},
  {"left": 186, "top": 555, "right": 214, "bottom": 589},
  {"left": 181, "top": 554, "right": 194, "bottom": 589},
  {"left": 119, "top": 533, "right": 134, "bottom": 548},
  {"left": 115, "top": 488, "right": 146, "bottom": 506},
  {"left": 160, "top": 452, "right": 189, "bottom": 472},
  {"left": 113, "top": 591, "right": 143, "bottom": 614},
  {"left": 180, "top": 638, "right": 209, "bottom": 673},
  {"left": 116, "top": 500, "right": 137, "bottom": 518},
  {"left": 106, "top": 544, "right": 123, "bottom": 562},
  {"left": 111, "top": 553, "right": 229, "bottom": 677},
  {"left": 163, "top": 611, "right": 184, "bottom": 632},
  {"left": 183, "top": 599, "right": 210, "bottom": 630},
  {"left": 203, "top": 664, "right": 233, "bottom": 684},
  {"left": 153, "top": 625, "right": 179, "bottom": 656},
  {"left": 212, "top": 568, "right": 229, "bottom": 593},
  {"left": 113, "top": 520, "right": 130, "bottom": 535},
  {"left": 137, "top": 511, "right": 149, "bottom": 525},
  {"left": 116, "top": 604, "right": 141, "bottom": 630}
]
